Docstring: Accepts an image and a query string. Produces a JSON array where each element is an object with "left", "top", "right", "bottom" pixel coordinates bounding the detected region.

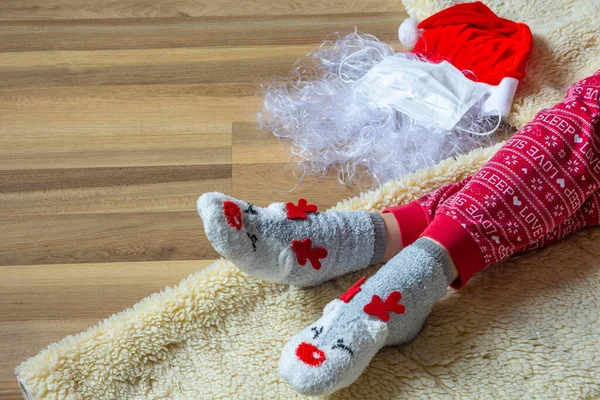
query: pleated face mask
[{"left": 354, "top": 55, "right": 489, "bottom": 130}]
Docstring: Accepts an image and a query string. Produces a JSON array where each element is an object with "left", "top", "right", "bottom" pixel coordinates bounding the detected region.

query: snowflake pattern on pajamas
[{"left": 432, "top": 71, "right": 600, "bottom": 266}]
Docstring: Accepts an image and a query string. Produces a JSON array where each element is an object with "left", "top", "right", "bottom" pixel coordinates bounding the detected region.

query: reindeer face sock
[
  {"left": 279, "top": 238, "right": 454, "bottom": 396},
  {"left": 197, "top": 192, "right": 387, "bottom": 287}
]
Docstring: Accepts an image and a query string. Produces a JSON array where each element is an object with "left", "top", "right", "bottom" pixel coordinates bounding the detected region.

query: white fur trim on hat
[
  {"left": 478, "top": 77, "right": 519, "bottom": 117},
  {"left": 398, "top": 17, "right": 421, "bottom": 50}
]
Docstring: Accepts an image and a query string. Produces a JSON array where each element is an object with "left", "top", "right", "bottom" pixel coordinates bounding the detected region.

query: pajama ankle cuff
[
  {"left": 382, "top": 201, "right": 429, "bottom": 248},
  {"left": 420, "top": 214, "right": 486, "bottom": 289}
]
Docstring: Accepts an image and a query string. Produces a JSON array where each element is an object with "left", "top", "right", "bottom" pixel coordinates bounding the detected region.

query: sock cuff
[
  {"left": 369, "top": 213, "right": 387, "bottom": 265},
  {"left": 411, "top": 237, "right": 455, "bottom": 286}
]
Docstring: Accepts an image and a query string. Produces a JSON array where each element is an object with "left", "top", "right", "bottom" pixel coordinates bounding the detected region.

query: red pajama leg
[
  {"left": 384, "top": 178, "right": 600, "bottom": 270},
  {"left": 383, "top": 177, "right": 473, "bottom": 247},
  {"left": 385, "top": 179, "right": 600, "bottom": 255},
  {"left": 518, "top": 190, "right": 600, "bottom": 253},
  {"left": 421, "top": 71, "right": 600, "bottom": 288}
]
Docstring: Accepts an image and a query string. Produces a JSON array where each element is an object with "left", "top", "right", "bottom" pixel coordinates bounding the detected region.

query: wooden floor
[{"left": 0, "top": 2, "right": 406, "bottom": 398}]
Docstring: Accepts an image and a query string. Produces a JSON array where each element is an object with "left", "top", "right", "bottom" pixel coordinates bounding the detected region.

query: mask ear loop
[{"left": 455, "top": 108, "right": 502, "bottom": 136}]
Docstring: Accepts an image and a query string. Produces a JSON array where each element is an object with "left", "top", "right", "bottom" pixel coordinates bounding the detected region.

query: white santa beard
[{"left": 258, "top": 32, "right": 499, "bottom": 187}]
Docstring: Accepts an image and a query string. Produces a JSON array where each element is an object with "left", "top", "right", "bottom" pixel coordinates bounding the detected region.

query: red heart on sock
[
  {"left": 286, "top": 198, "right": 318, "bottom": 219},
  {"left": 363, "top": 291, "right": 406, "bottom": 322},
  {"left": 340, "top": 277, "right": 366, "bottom": 303},
  {"left": 363, "top": 295, "right": 389, "bottom": 322},
  {"left": 384, "top": 291, "right": 406, "bottom": 315},
  {"left": 291, "top": 238, "right": 328, "bottom": 270}
]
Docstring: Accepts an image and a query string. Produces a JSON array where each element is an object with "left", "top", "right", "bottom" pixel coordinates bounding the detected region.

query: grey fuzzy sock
[
  {"left": 197, "top": 192, "right": 387, "bottom": 287},
  {"left": 279, "top": 238, "right": 453, "bottom": 396}
]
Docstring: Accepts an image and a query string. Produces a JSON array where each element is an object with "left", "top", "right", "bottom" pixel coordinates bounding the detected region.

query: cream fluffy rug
[{"left": 17, "top": 1, "right": 600, "bottom": 398}]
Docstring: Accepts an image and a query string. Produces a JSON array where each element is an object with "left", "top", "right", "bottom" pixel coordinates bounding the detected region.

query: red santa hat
[{"left": 398, "top": 1, "right": 532, "bottom": 117}]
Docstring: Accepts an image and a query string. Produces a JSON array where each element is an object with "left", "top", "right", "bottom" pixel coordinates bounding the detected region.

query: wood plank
[
  {"left": 0, "top": 144, "right": 231, "bottom": 171},
  {"left": 0, "top": 85, "right": 256, "bottom": 128},
  {"left": 232, "top": 122, "right": 290, "bottom": 164},
  {"left": 0, "top": 212, "right": 217, "bottom": 266},
  {"left": 1, "top": 319, "right": 100, "bottom": 399},
  {"left": 0, "top": 14, "right": 404, "bottom": 52},
  {"left": 0, "top": 142, "right": 231, "bottom": 171},
  {"left": 0, "top": 164, "right": 229, "bottom": 194},
  {"left": 0, "top": 164, "right": 230, "bottom": 216},
  {"left": 232, "top": 162, "right": 362, "bottom": 209},
  {"left": 1, "top": 181, "right": 225, "bottom": 216},
  {"left": 232, "top": 123, "right": 363, "bottom": 208},
  {"left": 0, "top": 46, "right": 313, "bottom": 69},
  {"left": 0, "top": 382, "right": 22, "bottom": 400},
  {"left": 0, "top": 0, "right": 402, "bottom": 21},
  {"left": 0, "top": 47, "right": 316, "bottom": 88},
  {"left": 0, "top": 120, "right": 232, "bottom": 171},
  {"left": 0, "top": 260, "right": 213, "bottom": 321}
]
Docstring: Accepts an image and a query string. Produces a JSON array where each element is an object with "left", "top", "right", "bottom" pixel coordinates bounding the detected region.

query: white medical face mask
[{"left": 354, "top": 55, "right": 489, "bottom": 130}]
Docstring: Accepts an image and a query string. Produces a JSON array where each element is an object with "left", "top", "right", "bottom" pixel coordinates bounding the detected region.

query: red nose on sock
[
  {"left": 223, "top": 200, "right": 243, "bottom": 230},
  {"left": 296, "top": 342, "right": 326, "bottom": 367}
]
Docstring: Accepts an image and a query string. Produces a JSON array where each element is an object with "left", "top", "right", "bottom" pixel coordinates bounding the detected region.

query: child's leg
[
  {"left": 279, "top": 70, "right": 600, "bottom": 395},
  {"left": 278, "top": 195, "right": 600, "bottom": 397},
  {"left": 197, "top": 176, "right": 475, "bottom": 286},
  {"left": 382, "top": 177, "right": 473, "bottom": 256},
  {"left": 384, "top": 178, "right": 600, "bottom": 273},
  {"left": 422, "top": 70, "right": 600, "bottom": 287},
  {"left": 197, "top": 161, "right": 597, "bottom": 291}
]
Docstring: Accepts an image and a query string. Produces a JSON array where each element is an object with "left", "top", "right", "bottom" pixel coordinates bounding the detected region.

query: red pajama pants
[{"left": 384, "top": 71, "right": 600, "bottom": 288}]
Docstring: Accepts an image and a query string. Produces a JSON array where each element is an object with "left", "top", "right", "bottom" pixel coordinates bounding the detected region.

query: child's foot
[
  {"left": 278, "top": 238, "right": 454, "bottom": 396},
  {"left": 197, "top": 192, "right": 387, "bottom": 287}
]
